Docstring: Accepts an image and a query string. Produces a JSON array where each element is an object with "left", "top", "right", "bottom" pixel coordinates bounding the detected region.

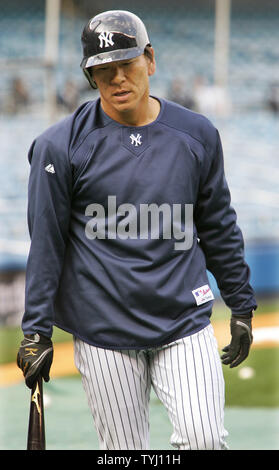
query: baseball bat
[{"left": 27, "top": 375, "right": 46, "bottom": 450}]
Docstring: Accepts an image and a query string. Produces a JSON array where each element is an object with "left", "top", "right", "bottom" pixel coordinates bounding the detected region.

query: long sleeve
[
  {"left": 194, "top": 129, "right": 257, "bottom": 315},
  {"left": 22, "top": 135, "right": 73, "bottom": 338}
]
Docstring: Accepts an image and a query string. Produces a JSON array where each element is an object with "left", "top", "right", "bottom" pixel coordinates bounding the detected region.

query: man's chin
[{"left": 111, "top": 100, "right": 136, "bottom": 116}]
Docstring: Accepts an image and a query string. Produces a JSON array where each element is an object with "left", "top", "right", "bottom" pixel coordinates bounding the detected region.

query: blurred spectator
[
  {"left": 5, "top": 77, "right": 30, "bottom": 114},
  {"left": 193, "top": 75, "right": 232, "bottom": 117},
  {"left": 57, "top": 79, "right": 79, "bottom": 113},
  {"left": 0, "top": 271, "right": 25, "bottom": 326},
  {"left": 266, "top": 82, "right": 279, "bottom": 114},
  {"left": 168, "top": 77, "right": 196, "bottom": 110}
]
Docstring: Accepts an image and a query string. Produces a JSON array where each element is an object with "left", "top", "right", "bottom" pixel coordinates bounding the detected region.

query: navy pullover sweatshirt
[{"left": 22, "top": 97, "right": 257, "bottom": 349}]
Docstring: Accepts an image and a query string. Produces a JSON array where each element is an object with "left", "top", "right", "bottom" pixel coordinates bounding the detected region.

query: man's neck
[{"left": 101, "top": 96, "right": 160, "bottom": 127}]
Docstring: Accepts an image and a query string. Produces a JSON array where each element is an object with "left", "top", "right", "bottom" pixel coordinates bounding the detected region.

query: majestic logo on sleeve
[
  {"left": 85, "top": 196, "right": 193, "bottom": 251},
  {"left": 45, "top": 163, "right": 55, "bottom": 174},
  {"left": 130, "top": 133, "right": 142, "bottom": 147},
  {"left": 98, "top": 31, "right": 114, "bottom": 48}
]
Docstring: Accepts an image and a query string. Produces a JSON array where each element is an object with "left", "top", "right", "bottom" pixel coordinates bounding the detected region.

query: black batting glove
[
  {"left": 17, "top": 333, "right": 53, "bottom": 389},
  {"left": 221, "top": 313, "right": 253, "bottom": 368}
]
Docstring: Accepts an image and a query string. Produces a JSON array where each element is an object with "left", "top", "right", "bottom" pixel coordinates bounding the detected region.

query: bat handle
[{"left": 27, "top": 375, "right": 46, "bottom": 450}]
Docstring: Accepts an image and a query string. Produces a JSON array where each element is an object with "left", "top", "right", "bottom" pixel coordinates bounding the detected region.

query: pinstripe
[
  {"left": 73, "top": 324, "right": 228, "bottom": 450},
  {"left": 202, "top": 327, "right": 221, "bottom": 444},
  {"left": 178, "top": 339, "right": 195, "bottom": 447},
  {"left": 207, "top": 326, "right": 227, "bottom": 445},
  {"left": 150, "top": 348, "right": 181, "bottom": 442},
  {"left": 119, "top": 352, "right": 140, "bottom": 448},
  {"left": 74, "top": 339, "right": 111, "bottom": 448},
  {"left": 85, "top": 343, "right": 107, "bottom": 446},
  {"left": 75, "top": 340, "right": 98, "bottom": 435},
  {"left": 197, "top": 332, "right": 215, "bottom": 448},
  {"left": 135, "top": 352, "right": 146, "bottom": 428},
  {"left": 126, "top": 351, "right": 146, "bottom": 447},
  {"left": 181, "top": 337, "right": 198, "bottom": 449},
  {"left": 153, "top": 348, "right": 173, "bottom": 426},
  {"left": 147, "top": 325, "right": 227, "bottom": 450},
  {"left": 96, "top": 347, "right": 133, "bottom": 449},
  {"left": 171, "top": 342, "right": 188, "bottom": 446},
  {"left": 168, "top": 344, "right": 180, "bottom": 442},
  {"left": 204, "top": 325, "right": 228, "bottom": 448},
  {"left": 203, "top": 326, "right": 224, "bottom": 448},
  {"left": 208, "top": 330, "right": 221, "bottom": 438},
  {"left": 114, "top": 349, "right": 149, "bottom": 449},
  {"left": 104, "top": 349, "right": 130, "bottom": 448},
  {"left": 79, "top": 342, "right": 100, "bottom": 435},
  {"left": 88, "top": 344, "right": 119, "bottom": 449},
  {"left": 162, "top": 348, "right": 174, "bottom": 426},
  {"left": 206, "top": 327, "right": 223, "bottom": 440},
  {"left": 144, "top": 352, "right": 151, "bottom": 416},
  {"left": 189, "top": 335, "right": 206, "bottom": 448},
  {"left": 89, "top": 344, "right": 118, "bottom": 449},
  {"left": 74, "top": 341, "right": 152, "bottom": 449}
]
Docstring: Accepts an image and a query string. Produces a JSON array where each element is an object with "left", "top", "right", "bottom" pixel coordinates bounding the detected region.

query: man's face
[{"left": 92, "top": 50, "right": 156, "bottom": 121}]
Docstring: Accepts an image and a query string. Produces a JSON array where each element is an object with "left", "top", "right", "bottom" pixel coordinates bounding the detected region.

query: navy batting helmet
[{"left": 80, "top": 10, "right": 151, "bottom": 89}]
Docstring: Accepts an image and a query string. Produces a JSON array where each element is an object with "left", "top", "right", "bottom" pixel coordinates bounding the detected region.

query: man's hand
[
  {"left": 221, "top": 313, "right": 253, "bottom": 368},
  {"left": 17, "top": 334, "right": 53, "bottom": 389}
]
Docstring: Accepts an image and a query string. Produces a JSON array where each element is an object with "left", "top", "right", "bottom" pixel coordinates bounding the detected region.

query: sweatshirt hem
[{"left": 53, "top": 319, "right": 211, "bottom": 351}]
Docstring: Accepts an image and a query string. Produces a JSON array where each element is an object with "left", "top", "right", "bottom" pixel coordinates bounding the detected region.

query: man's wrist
[
  {"left": 23, "top": 333, "right": 52, "bottom": 343},
  {"left": 232, "top": 310, "right": 254, "bottom": 319},
  {"left": 24, "top": 333, "right": 40, "bottom": 342}
]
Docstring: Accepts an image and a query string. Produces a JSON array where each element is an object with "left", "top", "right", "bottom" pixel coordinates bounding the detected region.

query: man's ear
[{"left": 147, "top": 47, "right": 156, "bottom": 77}]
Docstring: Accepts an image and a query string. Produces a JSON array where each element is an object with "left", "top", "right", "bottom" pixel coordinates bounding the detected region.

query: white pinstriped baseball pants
[{"left": 74, "top": 324, "right": 229, "bottom": 450}]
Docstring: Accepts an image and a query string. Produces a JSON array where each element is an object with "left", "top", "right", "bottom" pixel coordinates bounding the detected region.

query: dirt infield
[{"left": 1, "top": 313, "right": 278, "bottom": 387}]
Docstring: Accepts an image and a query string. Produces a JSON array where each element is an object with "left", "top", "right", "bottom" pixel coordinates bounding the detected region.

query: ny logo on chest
[
  {"left": 121, "top": 127, "right": 149, "bottom": 157},
  {"left": 130, "top": 133, "right": 142, "bottom": 147}
]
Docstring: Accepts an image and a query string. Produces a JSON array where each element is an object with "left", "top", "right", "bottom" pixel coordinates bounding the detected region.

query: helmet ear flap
[{"left": 83, "top": 67, "right": 98, "bottom": 89}]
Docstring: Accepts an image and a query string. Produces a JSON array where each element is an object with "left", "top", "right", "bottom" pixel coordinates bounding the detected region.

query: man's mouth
[
  {"left": 114, "top": 90, "right": 129, "bottom": 96},
  {"left": 113, "top": 90, "right": 130, "bottom": 97},
  {"left": 113, "top": 90, "right": 131, "bottom": 102}
]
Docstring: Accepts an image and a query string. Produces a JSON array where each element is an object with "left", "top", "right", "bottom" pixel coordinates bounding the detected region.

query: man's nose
[{"left": 111, "top": 66, "right": 125, "bottom": 84}]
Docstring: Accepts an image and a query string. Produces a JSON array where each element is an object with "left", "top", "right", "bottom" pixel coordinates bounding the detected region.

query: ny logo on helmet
[
  {"left": 130, "top": 133, "right": 142, "bottom": 147},
  {"left": 98, "top": 32, "right": 114, "bottom": 48}
]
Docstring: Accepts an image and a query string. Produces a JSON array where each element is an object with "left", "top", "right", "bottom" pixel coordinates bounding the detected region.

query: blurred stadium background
[{"left": 0, "top": 0, "right": 278, "bottom": 450}]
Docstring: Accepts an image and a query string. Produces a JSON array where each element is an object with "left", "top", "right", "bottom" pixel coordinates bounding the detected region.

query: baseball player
[{"left": 17, "top": 10, "right": 257, "bottom": 450}]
